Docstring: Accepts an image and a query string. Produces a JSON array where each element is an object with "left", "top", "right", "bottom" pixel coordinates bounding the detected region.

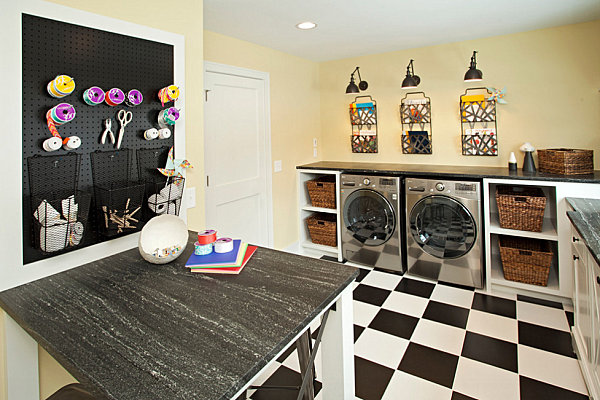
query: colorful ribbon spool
[
  {"left": 105, "top": 88, "right": 125, "bottom": 106},
  {"left": 49, "top": 103, "right": 76, "bottom": 125},
  {"left": 158, "top": 107, "right": 180, "bottom": 127},
  {"left": 144, "top": 128, "right": 159, "bottom": 141},
  {"left": 125, "top": 89, "right": 143, "bottom": 107},
  {"left": 214, "top": 238, "right": 234, "bottom": 253},
  {"left": 83, "top": 87, "right": 105, "bottom": 106},
  {"left": 158, "top": 85, "right": 180, "bottom": 106},
  {"left": 197, "top": 229, "right": 217, "bottom": 245},
  {"left": 47, "top": 75, "right": 75, "bottom": 98},
  {"left": 194, "top": 241, "right": 213, "bottom": 256}
]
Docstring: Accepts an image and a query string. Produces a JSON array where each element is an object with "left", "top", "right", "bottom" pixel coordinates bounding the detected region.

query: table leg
[
  {"left": 3, "top": 313, "right": 39, "bottom": 400},
  {"left": 321, "top": 285, "right": 354, "bottom": 399},
  {"left": 296, "top": 331, "right": 315, "bottom": 400}
]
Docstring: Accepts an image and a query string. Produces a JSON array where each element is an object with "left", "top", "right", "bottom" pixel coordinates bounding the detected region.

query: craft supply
[
  {"left": 48, "top": 103, "right": 76, "bottom": 125},
  {"left": 101, "top": 119, "right": 115, "bottom": 145},
  {"left": 34, "top": 199, "right": 61, "bottom": 226},
  {"left": 68, "top": 221, "right": 84, "bottom": 245},
  {"left": 47, "top": 75, "right": 75, "bottom": 98},
  {"left": 43, "top": 137, "right": 62, "bottom": 152},
  {"left": 214, "top": 237, "right": 234, "bottom": 253},
  {"left": 105, "top": 88, "right": 125, "bottom": 106},
  {"left": 158, "top": 107, "right": 180, "bottom": 128},
  {"left": 191, "top": 246, "right": 257, "bottom": 275},
  {"left": 125, "top": 89, "right": 143, "bottom": 107},
  {"left": 61, "top": 196, "right": 78, "bottom": 222},
  {"left": 158, "top": 85, "right": 180, "bottom": 106},
  {"left": 194, "top": 241, "right": 213, "bottom": 256},
  {"left": 101, "top": 201, "right": 140, "bottom": 234},
  {"left": 158, "top": 127, "right": 171, "bottom": 139},
  {"left": 158, "top": 146, "right": 192, "bottom": 178},
  {"left": 62, "top": 136, "right": 81, "bottom": 151},
  {"left": 116, "top": 109, "right": 133, "bottom": 149},
  {"left": 159, "top": 183, "right": 183, "bottom": 200},
  {"left": 186, "top": 240, "right": 246, "bottom": 268},
  {"left": 138, "top": 214, "right": 189, "bottom": 264},
  {"left": 508, "top": 152, "right": 518, "bottom": 171},
  {"left": 148, "top": 194, "right": 168, "bottom": 214},
  {"left": 83, "top": 86, "right": 105, "bottom": 105},
  {"left": 40, "top": 224, "right": 68, "bottom": 252},
  {"left": 144, "top": 128, "right": 159, "bottom": 140},
  {"left": 197, "top": 229, "right": 217, "bottom": 245}
]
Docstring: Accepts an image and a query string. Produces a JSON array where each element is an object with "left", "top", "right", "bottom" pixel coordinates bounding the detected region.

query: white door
[{"left": 204, "top": 63, "right": 272, "bottom": 247}]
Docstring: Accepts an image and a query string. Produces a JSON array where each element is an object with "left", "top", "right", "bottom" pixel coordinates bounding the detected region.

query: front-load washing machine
[
  {"left": 340, "top": 174, "right": 402, "bottom": 272},
  {"left": 405, "top": 177, "right": 483, "bottom": 288}
]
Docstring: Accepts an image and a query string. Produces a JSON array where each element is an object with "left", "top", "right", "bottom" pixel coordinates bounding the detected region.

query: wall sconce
[
  {"left": 345, "top": 67, "right": 368, "bottom": 94},
  {"left": 464, "top": 51, "right": 483, "bottom": 82},
  {"left": 401, "top": 59, "right": 420, "bottom": 89}
]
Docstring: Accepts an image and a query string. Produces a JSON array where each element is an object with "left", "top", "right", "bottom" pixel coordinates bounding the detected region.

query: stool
[{"left": 46, "top": 383, "right": 96, "bottom": 400}]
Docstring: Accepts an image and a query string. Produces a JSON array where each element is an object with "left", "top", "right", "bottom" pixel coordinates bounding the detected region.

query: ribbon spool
[
  {"left": 158, "top": 127, "right": 171, "bottom": 139},
  {"left": 105, "top": 88, "right": 125, "bottom": 106},
  {"left": 47, "top": 75, "right": 75, "bottom": 98},
  {"left": 125, "top": 89, "right": 143, "bottom": 107},
  {"left": 214, "top": 238, "right": 234, "bottom": 253},
  {"left": 83, "top": 87, "right": 105, "bottom": 106},
  {"left": 49, "top": 103, "right": 76, "bottom": 125},
  {"left": 44, "top": 104, "right": 77, "bottom": 152},
  {"left": 144, "top": 128, "right": 159, "bottom": 141},
  {"left": 194, "top": 241, "right": 213, "bottom": 256},
  {"left": 62, "top": 136, "right": 81, "bottom": 151},
  {"left": 197, "top": 229, "right": 217, "bottom": 245},
  {"left": 43, "top": 137, "right": 62, "bottom": 152},
  {"left": 158, "top": 107, "right": 180, "bottom": 128},
  {"left": 158, "top": 85, "right": 180, "bottom": 106}
]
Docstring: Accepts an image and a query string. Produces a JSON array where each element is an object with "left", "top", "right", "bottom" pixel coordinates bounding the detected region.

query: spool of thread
[
  {"left": 125, "top": 89, "right": 143, "bottom": 107},
  {"left": 47, "top": 75, "right": 75, "bottom": 98},
  {"left": 43, "top": 137, "right": 62, "bottom": 152},
  {"left": 197, "top": 229, "right": 217, "bottom": 245},
  {"left": 62, "top": 136, "right": 81, "bottom": 151},
  {"left": 83, "top": 87, "right": 105, "bottom": 106},
  {"left": 148, "top": 194, "right": 168, "bottom": 214},
  {"left": 144, "top": 128, "right": 159, "bottom": 141},
  {"left": 214, "top": 237, "right": 234, "bottom": 253},
  {"left": 158, "top": 127, "right": 171, "bottom": 139},
  {"left": 158, "top": 85, "right": 180, "bottom": 106},
  {"left": 194, "top": 241, "right": 213, "bottom": 256},
  {"left": 105, "top": 88, "right": 125, "bottom": 106},
  {"left": 158, "top": 107, "right": 180, "bottom": 128}
]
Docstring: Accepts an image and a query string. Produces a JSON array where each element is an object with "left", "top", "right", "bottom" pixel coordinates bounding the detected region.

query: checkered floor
[{"left": 246, "top": 258, "right": 588, "bottom": 400}]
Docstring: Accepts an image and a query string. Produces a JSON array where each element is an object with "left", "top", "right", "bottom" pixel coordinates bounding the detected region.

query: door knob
[
  {"left": 573, "top": 255, "right": 580, "bottom": 261},
  {"left": 573, "top": 237, "right": 580, "bottom": 242}
]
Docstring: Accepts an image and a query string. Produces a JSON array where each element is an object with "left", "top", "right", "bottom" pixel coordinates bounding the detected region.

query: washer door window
[
  {"left": 343, "top": 189, "right": 395, "bottom": 246},
  {"left": 409, "top": 195, "right": 476, "bottom": 259}
]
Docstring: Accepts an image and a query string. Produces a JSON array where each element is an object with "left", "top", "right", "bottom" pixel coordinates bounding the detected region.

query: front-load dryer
[{"left": 340, "top": 174, "right": 402, "bottom": 272}]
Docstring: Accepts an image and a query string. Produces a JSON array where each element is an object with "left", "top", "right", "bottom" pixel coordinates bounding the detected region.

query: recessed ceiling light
[{"left": 296, "top": 21, "right": 317, "bottom": 30}]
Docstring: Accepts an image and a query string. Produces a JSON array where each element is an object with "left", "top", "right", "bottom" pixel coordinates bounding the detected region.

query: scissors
[
  {"left": 101, "top": 118, "right": 115, "bottom": 145},
  {"left": 116, "top": 109, "right": 133, "bottom": 149}
]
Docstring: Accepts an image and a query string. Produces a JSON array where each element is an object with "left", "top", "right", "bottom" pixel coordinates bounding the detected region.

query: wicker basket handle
[
  {"left": 317, "top": 221, "right": 325, "bottom": 225},
  {"left": 519, "top": 250, "right": 532, "bottom": 256},
  {"left": 316, "top": 183, "right": 324, "bottom": 188},
  {"left": 514, "top": 197, "right": 527, "bottom": 202}
]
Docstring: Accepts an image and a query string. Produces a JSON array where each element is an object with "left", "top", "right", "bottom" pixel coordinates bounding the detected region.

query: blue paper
[{"left": 186, "top": 239, "right": 242, "bottom": 267}]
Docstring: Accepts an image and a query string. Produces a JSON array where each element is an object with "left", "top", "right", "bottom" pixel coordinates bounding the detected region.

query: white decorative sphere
[{"left": 139, "top": 214, "right": 188, "bottom": 264}]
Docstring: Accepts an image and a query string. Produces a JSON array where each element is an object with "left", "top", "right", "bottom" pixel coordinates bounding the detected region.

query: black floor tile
[
  {"left": 518, "top": 321, "right": 576, "bottom": 358},
  {"left": 353, "top": 284, "right": 391, "bottom": 306},
  {"left": 354, "top": 325, "right": 365, "bottom": 342},
  {"left": 368, "top": 309, "right": 419, "bottom": 339},
  {"left": 566, "top": 310, "right": 574, "bottom": 327},
  {"left": 451, "top": 392, "right": 478, "bottom": 400},
  {"left": 517, "top": 294, "right": 563, "bottom": 309},
  {"left": 250, "top": 365, "right": 321, "bottom": 400},
  {"left": 354, "top": 356, "right": 395, "bottom": 400},
  {"left": 395, "top": 278, "right": 435, "bottom": 298},
  {"left": 472, "top": 293, "right": 516, "bottom": 319},
  {"left": 439, "top": 280, "right": 475, "bottom": 291},
  {"left": 398, "top": 342, "right": 459, "bottom": 388},
  {"left": 319, "top": 255, "right": 339, "bottom": 263},
  {"left": 356, "top": 268, "right": 370, "bottom": 282},
  {"left": 519, "top": 376, "right": 589, "bottom": 400},
  {"left": 422, "top": 300, "right": 470, "bottom": 329},
  {"left": 461, "top": 331, "right": 518, "bottom": 373}
]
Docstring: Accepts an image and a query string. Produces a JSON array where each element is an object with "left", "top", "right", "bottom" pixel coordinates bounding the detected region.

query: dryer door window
[
  {"left": 409, "top": 195, "right": 476, "bottom": 259},
  {"left": 343, "top": 189, "right": 396, "bottom": 246}
]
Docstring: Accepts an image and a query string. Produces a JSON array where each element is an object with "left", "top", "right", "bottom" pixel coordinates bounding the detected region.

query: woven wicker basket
[
  {"left": 538, "top": 148, "right": 593, "bottom": 175},
  {"left": 498, "top": 236, "right": 553, "bottom": 286},
  {"left": 306, "top": 213, "right": 337, "bottom": 247},
  {"left": 306, "top": 176, "right": 336, "bottom": 209},
  {"left": 496, "top": 186, "right": 546, "bottom": 232}
]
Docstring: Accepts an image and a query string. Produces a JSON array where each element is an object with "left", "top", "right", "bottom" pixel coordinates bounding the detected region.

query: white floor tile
[
  {"left": 353, "top": 300, "right": 380, "bottom": 327},
  {"left": 382, "top": 370, "right": 452, "bottom": 400},
  {"left": 466, "top": 309, "right": 518, "bottom": 343},
  {"left": 411, "top": 319, "right": 466, "bottom": 356},
  {"left": 381, "top": 291, "right": 429, "bottom": 318},
  {"left": 518, "top": 344, "right": 588, "bottom": 395},
  {"left": 453, "top": 357, "right": 519, "bottom": 400},
  {"left": 354, "top": 328, "right": 409, "bottom": 369},
  {"left": 360, "top": 270, "right": 402, "bottom": 291},
  {"left": 430, "top": 284, "right": 475, "bottom": 309},
  {"left": 517, "top": 301, "right": 570, "bottom": 331}
]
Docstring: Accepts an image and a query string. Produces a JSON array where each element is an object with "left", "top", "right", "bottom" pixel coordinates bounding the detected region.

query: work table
[
  {"left": 567, "top": 198, "right": 600, "bottom": 266},
  {"left": 0, "top": 232, "right": 358, "bottom": 400},
  {"left": 298, "top": 161, "right": 600, "bottom": 183}
]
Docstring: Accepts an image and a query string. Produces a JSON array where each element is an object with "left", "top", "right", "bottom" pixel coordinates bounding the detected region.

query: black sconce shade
[
  {"left": 345, "top": 67, "right": 368, "bottom": 94},
  {"left": 402, "top": 59, "right": 420, "bottom": 89},
  {"left": 464, "top": 51, "right": 483, "bottom": 82}
]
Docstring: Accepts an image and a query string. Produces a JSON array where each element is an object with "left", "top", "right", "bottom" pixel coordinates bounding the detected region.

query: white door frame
[{"left": 203, "top": 61, "right": 274, "bottom": 248}]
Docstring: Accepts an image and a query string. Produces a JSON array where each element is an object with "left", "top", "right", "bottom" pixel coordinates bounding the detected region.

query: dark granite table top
[
  {"left": 567, "top": 198, "right": 600, "bottom": 266},
  {"left": 298, "top": 161, "right": 600, "bottom": 183},
  {"left": 0, "top": 232, "right": 358, "bottom": 400}
]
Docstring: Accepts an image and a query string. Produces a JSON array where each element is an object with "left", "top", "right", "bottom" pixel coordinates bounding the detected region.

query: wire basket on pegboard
[
  {"left": 27, "top": 153, "right": 81, "bottom": 196},
  {"left": 31, "top": 191, "right": 91, "bottom": 254}
]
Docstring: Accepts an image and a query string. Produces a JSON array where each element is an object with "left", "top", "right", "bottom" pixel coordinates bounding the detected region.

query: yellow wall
[
  {"left": 319, "top": 20, "right": 600, "bottom": 168},
  {"left": 203, "top": 30, "right": 321, "bottom": 249}
]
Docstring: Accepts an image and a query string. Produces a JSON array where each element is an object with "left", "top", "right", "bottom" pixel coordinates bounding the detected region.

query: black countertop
[
  {"left": 567, "top": 198, "right": 600, "bottom": 266},
  {"left": 0, "top": 232, "right": 358, "bottom": 400},
  {"left": 297, "top": 161, "right": 600, "bottom": 183}
]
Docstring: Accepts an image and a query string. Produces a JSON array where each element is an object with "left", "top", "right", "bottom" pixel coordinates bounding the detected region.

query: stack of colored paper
[{"left": 185, "top": 239, "right": 257, "bottom": 274}]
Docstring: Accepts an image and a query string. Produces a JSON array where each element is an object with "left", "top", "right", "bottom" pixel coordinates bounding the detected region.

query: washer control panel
[{"left": 435, "top": 182, "right": 445, "bottom": 192}]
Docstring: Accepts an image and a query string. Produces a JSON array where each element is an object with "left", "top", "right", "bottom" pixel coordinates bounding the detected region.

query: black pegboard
[{"left": 22, "top": 14, "right": 176, "bottom": 264}]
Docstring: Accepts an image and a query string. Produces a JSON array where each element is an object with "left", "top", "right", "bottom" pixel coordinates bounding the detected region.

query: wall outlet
[
  {"left": 313, "top": 148, "right": 318, "bottom": 158},
  {"left": 274, "top": 160, "right": 282, "bottom": 172},
  {"left": 184, "top": 187, "right": 196, "bottom": 208},
  {"left": 313, "top": 138, "right": 318, "bottom": 147}
]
